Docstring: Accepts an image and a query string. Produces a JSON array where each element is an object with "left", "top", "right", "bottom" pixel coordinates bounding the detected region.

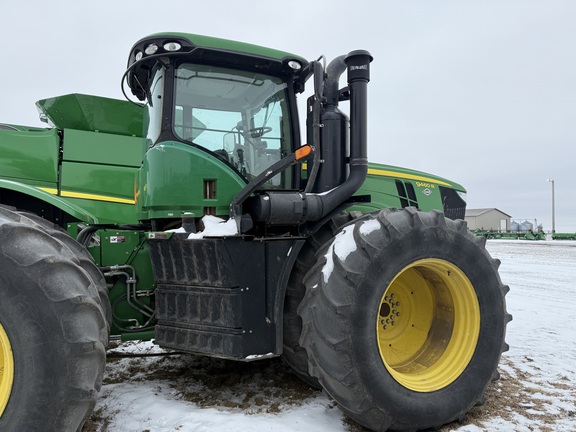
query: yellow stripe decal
[
  {"left": 37, "top": 187, "right": 136, "bottom": 204},
  {"left": 367, "top": 168, "right": 452, "bottom": 187},
  {"left": 37, "top": 187, "right": 58, "bottom": 195},
  {"left": 36, "top": 187, "right": 135, "bottom": 204},
  {"left": 61, "top": 191, "right": 136, "bottom": 205}
]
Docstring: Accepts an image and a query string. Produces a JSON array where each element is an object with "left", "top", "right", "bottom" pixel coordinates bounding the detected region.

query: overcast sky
[{"left": 1, "top": 0, "right": 574, "bottom": 231}]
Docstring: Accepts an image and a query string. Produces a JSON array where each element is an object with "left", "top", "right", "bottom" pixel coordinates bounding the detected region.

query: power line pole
[{"left": 547, "top": 178, "right": 555, "bottom": 233}]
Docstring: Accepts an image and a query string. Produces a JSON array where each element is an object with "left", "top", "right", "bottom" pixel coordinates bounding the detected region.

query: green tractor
[{"left": 0, "top": 33, "right": 510, "bottom": 431}]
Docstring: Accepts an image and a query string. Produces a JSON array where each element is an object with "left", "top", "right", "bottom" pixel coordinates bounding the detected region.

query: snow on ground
[{"left": 83, "top": 240, "right": 576, "bottom": 432}]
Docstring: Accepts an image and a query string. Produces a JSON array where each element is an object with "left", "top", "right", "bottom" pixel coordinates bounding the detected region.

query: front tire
[
  {"left": 0, "top": 207, "right": 109, "bottom": 431},
  {"left": 282, "top": 212, "right": 354, "bottom": 385},
  {"left": 298, "top": 208, "right": 511, "bottom": 431}
]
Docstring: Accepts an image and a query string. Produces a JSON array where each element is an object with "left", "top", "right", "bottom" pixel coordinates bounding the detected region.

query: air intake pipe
[
  {"left": 317, "top": 49, "right": 372, "bottom": 203},
  {"left": 243, "top": 50, "right": 373, "bottom": 228}
]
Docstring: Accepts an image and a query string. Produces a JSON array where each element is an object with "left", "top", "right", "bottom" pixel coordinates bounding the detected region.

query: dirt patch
[
  {"left": 82, "top": 406, "right": 115, "bottom": 432},
  {"left": 164, "top": 355, "right": 317, "bottom": 413}
]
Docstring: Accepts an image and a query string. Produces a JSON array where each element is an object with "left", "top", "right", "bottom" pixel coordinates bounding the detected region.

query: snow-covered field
[{"left": 83, "top": 240, "right": 576, "bottom": 432}]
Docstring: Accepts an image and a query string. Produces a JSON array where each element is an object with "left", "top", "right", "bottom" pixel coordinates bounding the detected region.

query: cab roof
[{"left": 126, "top": 32, "right": 310, "bottom": 101}]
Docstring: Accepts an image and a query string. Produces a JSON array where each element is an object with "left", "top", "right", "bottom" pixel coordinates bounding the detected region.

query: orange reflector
[{"left": 295, "top": 145, "right": 313, "bottom": 160}]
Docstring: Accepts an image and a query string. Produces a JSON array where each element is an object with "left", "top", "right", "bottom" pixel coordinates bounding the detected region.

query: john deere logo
[{"left": 422, "top": 188, "right": 432, "bottom": 196}]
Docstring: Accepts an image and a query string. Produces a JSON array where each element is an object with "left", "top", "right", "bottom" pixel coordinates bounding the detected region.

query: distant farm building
[{"left": 465, "top": 208, "right": 512, "bottom": 231}]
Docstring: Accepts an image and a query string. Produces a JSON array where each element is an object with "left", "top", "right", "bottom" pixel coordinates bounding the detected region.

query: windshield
[{"left": 174, "top": 63, "right": 293, "bottom": 187}]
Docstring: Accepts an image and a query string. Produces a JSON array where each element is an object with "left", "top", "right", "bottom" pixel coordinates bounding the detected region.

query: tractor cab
[{"left": 126, "top": 34, "right": 308, "bottom": 191}]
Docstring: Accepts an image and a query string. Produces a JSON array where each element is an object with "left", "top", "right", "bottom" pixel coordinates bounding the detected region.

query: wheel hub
[{"left": 379, "top": 293, "right": 401, "bottom": 330}]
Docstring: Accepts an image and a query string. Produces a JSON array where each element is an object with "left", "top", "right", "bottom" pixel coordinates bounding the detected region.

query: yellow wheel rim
[
  {"left": 376, "top": 258, "right": 480, "bottom": 392},
  {"left": 0, "top": 322, "right": 14, "bottom": 416}
]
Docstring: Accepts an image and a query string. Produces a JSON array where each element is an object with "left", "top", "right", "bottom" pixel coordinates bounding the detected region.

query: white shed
[{"left": 465, "top": 208, "right": 512, "bottom": 231}]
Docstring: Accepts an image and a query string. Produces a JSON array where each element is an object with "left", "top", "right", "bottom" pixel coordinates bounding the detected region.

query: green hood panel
[{"left": 366, "top": 162, "right": 465, "bottom": 191}]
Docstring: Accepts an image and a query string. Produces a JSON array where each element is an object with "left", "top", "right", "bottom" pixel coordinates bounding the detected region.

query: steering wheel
[{"left": 249, "top": 126, "right": 272, "bottom": 138}]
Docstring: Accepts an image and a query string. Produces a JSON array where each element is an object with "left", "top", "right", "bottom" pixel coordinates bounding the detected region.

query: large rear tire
[
  {"left": 10, "top": 209, "right": 112, "bottom": 329},
  {"left": 298, "top": 208, "right": 511, "bottom": 431},
  {"left": 0, "top": 207, "right": 109, "bottom": 431}
]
